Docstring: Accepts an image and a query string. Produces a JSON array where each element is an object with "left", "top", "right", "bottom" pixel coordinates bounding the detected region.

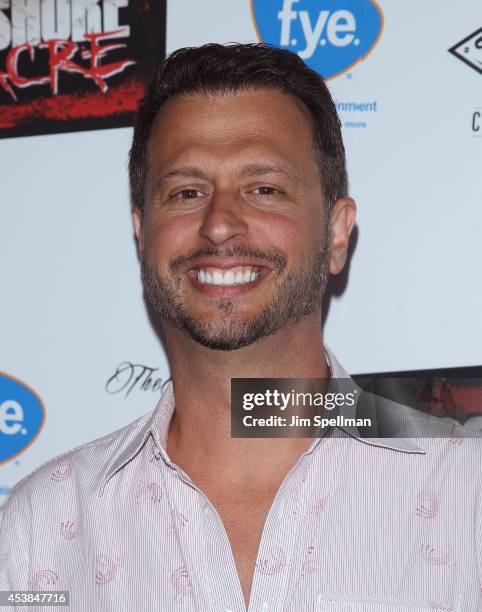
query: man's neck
[{"left": 162, "top": 312, "right": 329, "bottom": 486}]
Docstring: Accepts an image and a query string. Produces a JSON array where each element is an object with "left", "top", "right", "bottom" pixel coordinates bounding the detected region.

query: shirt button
[{"left": 261, "top": 602, "right": 269, "bottom": 611}]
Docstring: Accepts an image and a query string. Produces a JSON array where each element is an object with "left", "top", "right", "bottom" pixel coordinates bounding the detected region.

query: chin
[
  {"left": 180, "top": 319, "right": 269, "bottom": 351},
  {"left": 189, "top": 334, "right": 264, "bottom": 351}
]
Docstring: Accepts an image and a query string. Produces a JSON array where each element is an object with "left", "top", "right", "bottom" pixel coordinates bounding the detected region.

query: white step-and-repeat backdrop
[{"left": 1, "top": 0, "right": 481, "bottom": 502}]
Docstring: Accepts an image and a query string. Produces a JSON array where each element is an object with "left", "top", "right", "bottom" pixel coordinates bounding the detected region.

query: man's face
[{"left": 134, "top": 88, "right": 335, "bottom": 350}]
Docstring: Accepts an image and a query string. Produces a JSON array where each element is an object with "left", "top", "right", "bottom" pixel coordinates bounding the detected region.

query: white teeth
[
  {"left": 223, "top": 270, "right": 235, "bottom": 285},
  {"left": 212, "top": 270, "right": 224, "bottom": 285},
  {"left": 196, "top": 267, "right": 261, "bottom": 285}
]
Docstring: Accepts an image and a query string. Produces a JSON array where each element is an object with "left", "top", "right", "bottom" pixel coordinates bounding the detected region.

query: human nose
[{"left": 198, "top": 188, "right": 249, "bottom": 246}]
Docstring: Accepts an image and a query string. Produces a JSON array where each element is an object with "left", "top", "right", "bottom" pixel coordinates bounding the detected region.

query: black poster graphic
[{"left": 0, "top": 0, "right": 166, "bottom": 138}]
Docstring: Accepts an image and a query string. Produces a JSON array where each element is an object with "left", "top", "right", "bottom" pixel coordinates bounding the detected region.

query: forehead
[{"left": 147, "top": 88, "right": 317, "bottom": 172}]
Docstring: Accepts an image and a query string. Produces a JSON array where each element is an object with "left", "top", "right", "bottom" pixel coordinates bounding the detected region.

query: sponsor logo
[
  {"left": 0, "top": 372, "right": 45, "bottom": 464},
  {"left": 106, "top": 362, "right": 170, "bottom": 398},
  {"left": 251, "top": 0, "right": 383, "bottom": 79},
  {"left": 335, "top": 98, "right": 378, "bottom": 128},
  {"left": 448, "top": 27, "right": 482, "bottom": 75},
  {"left": 0, "top": 1, "right": 167, "bottom": 138}
]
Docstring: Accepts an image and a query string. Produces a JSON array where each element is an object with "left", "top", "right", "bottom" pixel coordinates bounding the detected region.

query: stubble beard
[{"left": 141, "top": 232, "right": 330, "bottom": 351}]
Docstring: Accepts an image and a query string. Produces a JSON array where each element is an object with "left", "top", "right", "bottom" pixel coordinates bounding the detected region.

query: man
[{"left": 1, "top": 43, "right": 481, "bottom": 612}]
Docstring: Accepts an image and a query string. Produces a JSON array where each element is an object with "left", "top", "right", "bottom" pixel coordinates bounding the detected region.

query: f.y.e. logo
[
  {"left": 0, "top": 372, "right": 44, "bottom": 463},
  {"left": 252, "top": 0, "right": 383, "bottom": 79}
]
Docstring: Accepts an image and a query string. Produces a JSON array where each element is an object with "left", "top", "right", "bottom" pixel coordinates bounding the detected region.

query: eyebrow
[
  {"left": 155, "top": 163, "right": 301, "bottom": 191},
  {"left": 155, "top": 167, "right": 211, "bottom": 191},
  {"left": 237, "top": 163, "right": 301, "bottom": 184}
]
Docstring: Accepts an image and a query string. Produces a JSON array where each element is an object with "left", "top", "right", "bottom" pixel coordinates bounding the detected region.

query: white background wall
[{"left": 1, "top": 0, "right": 481, "bottom": 499}]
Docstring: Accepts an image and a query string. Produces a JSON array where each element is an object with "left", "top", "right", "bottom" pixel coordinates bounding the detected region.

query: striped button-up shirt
[{"left": 1, "top": 348, "right": 481, "bottom": 612}]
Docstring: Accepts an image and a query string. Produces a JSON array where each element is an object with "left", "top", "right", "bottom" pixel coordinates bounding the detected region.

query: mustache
[{"left": 168, "top": 245, "right": 286, "bottom": 273}]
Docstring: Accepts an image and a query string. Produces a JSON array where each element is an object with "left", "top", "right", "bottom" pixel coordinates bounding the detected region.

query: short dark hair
[{"left": 129, "top": 43, "right": 347, "bottom": 213}]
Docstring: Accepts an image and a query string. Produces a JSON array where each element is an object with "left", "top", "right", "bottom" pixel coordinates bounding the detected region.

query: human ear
[
  {"left": 328, "top": 197, "right": 357, "bottom": 274},
  {"left": 132, "top": 207, "right": 144, "bottom": 257}
]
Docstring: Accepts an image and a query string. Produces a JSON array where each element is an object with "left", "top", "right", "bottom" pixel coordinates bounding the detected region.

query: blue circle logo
[
  {"left": 251, "top": 0, "right": 383, "bottom": 79},
  {"left": 0, "top": 372, "right": 45, "bottom": 464}
]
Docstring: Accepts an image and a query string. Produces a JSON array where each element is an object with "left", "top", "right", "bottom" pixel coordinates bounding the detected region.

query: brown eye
[
  {"left": 254, "top": 186, "right": 280, "bottom": 196},
  {"left": 170, "top": 189, "right": 205, "bottom": 201},
  {"left": 177, "top": 189, "right": 202, "bottom": 199}
]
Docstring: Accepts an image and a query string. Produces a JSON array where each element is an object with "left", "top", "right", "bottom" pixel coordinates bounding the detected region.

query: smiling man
[{"left": 1, "top": 43, "right": 482, "bottom": 612}]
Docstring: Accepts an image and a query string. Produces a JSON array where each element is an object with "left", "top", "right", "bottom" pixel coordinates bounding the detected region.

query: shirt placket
[
  {"left": 283, "top": 438, "right": 344, "bottom": 612},
  {"left": 199, "top": 494, "right": 249, "bottom": 612},
  {"left": 161, "top": 456, "right": 246, "bottom": 612},
  {"left": 246, "top": 445, "right": 320, "bottom": 612},
  {"left": 249, "top": 436, "right": 344, "bottom": 612}
]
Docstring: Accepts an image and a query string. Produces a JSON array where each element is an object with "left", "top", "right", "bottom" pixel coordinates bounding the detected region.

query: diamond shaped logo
[{"left": 448, "top": 27, "right": 482, "bottom": 75}]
